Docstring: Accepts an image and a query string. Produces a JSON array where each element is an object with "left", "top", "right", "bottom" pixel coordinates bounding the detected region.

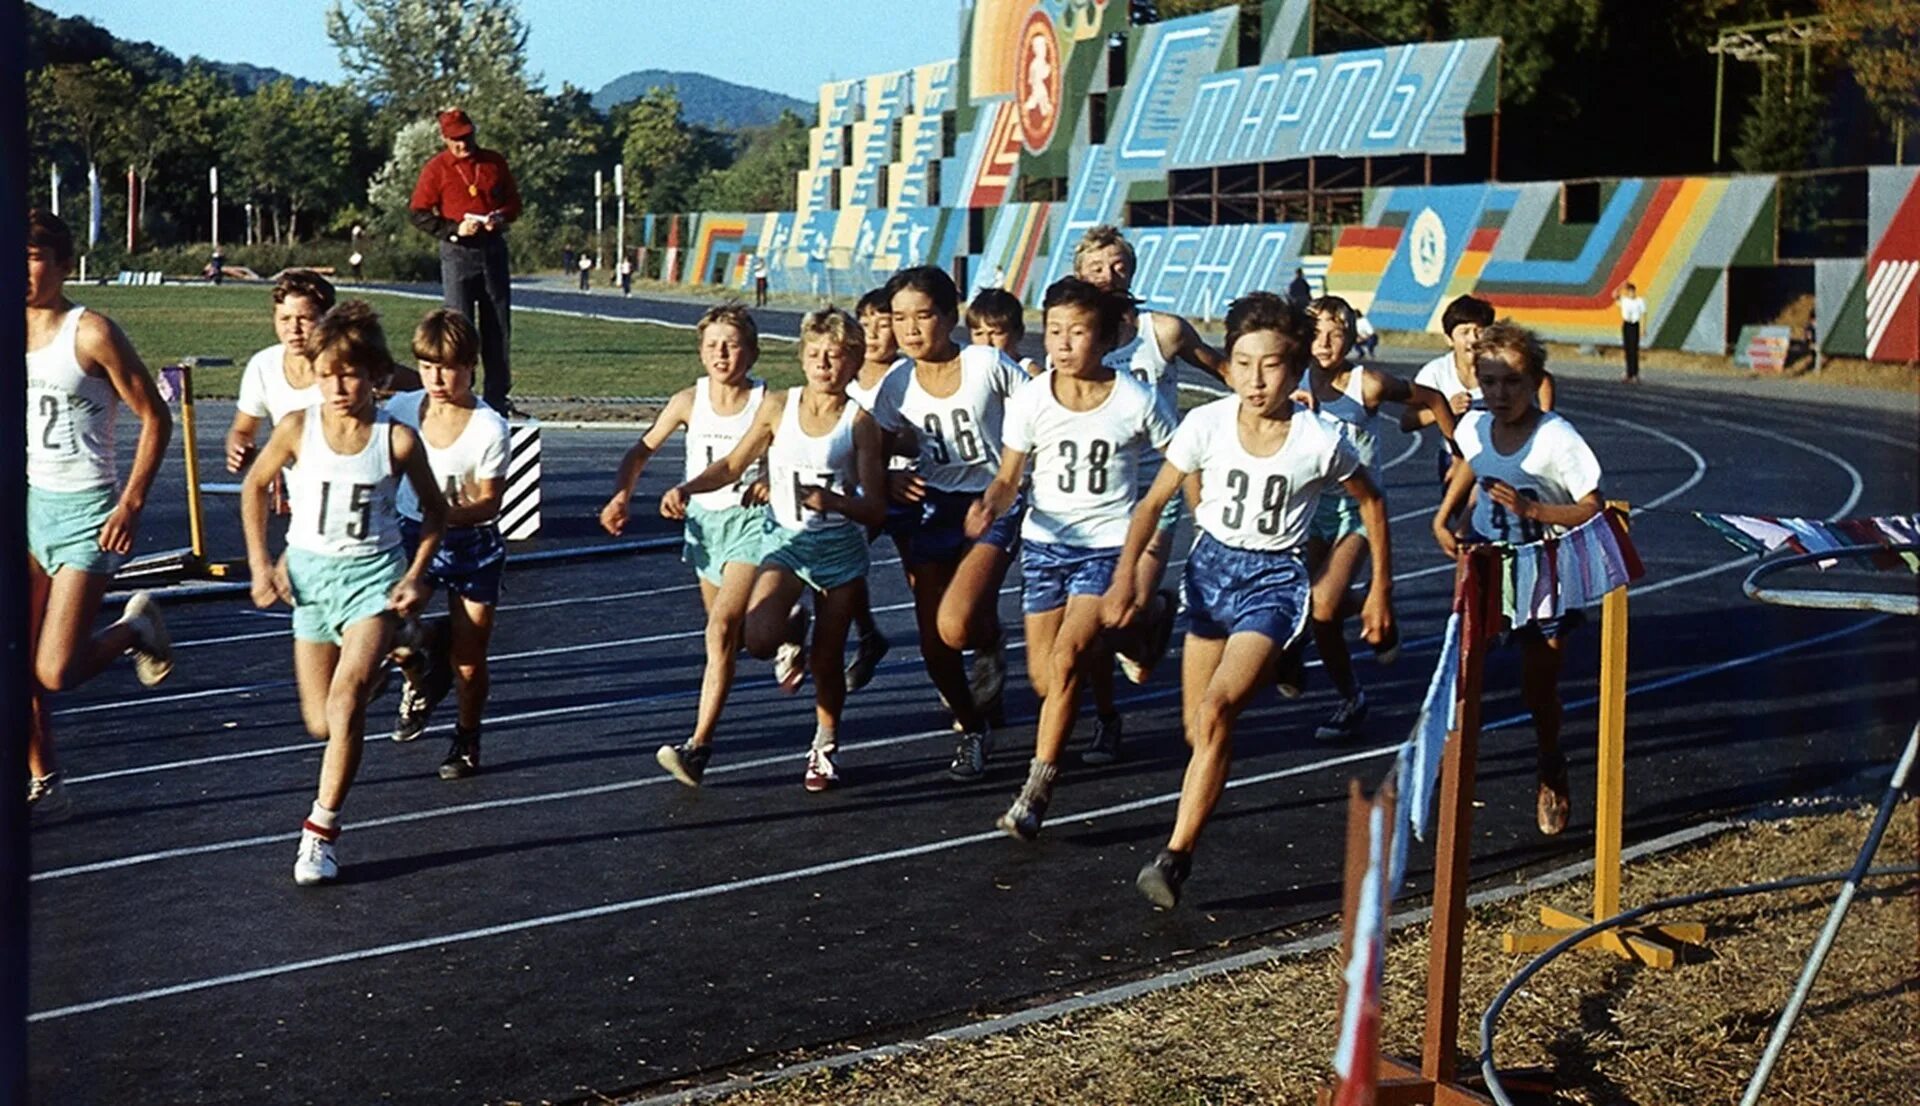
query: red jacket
[{"left": 410, "top": 149, "right": 522, "bottom": 239}]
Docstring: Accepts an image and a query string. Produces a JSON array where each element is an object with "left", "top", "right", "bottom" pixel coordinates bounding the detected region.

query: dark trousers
[
  {"left": 1622, "top": 320, "right": 1641, "bottom": 380},
  {"left": 441, "top": 237, "right": 513, "bottom": 407},
  {"left": 578, "top": 268, "right": 590, "bottom": 291}
]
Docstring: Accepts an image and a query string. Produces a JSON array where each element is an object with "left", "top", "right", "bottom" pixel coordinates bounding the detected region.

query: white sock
[
  {"left": 307, "top": 802, "right": 340, "bottom": 833},
  {"left": 812, "top": 724, "right": 837, "bottom": 752}
]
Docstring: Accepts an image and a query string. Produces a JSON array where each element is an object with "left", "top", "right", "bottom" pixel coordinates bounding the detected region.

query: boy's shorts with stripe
[
  {"left": 905, "top": 488, "right": 1024, "bottom": 566},
  {"left": 1020, "top": 539, "right": 1118, "bottom": 615},
  {"left": 288, "top": 546, "right": 406, "bottom": 645},
  {"left": 401, "top": 518, "right": 506, "bottom": 605},
  {"left": 1181, "top": 531, "right": 1309, "bottom": 644},
  {"left": 683, "top": 502, "right": 768, "bottom": 587},
  {"left": 27, "top": 484, "right": 125, "bottom": 576},
  {"left": 761, "top": 522, "right": 870, "bottom": 593}
]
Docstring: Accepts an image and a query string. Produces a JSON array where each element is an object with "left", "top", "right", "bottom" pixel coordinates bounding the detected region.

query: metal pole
[
  {"left": 1712, "top": 50, "right": 1726, "bottom": 166},
  {"left": 50, "top": 162, "right": 60, "bottom": 216},
  {"left": 593, "top": 169, "right": 604, "bottom": 270},
  {"left": 1740, "top": 721, "right": 1920, "bottom": 1106},
  {"left": 209, "top": 167, "right": 219, "bottom": 252},
  {"left": 179, "top": 362, "right": 206, "bottom": 562},
  {"left": 614, "top": 163, "right": 626, "bottom": 285}
]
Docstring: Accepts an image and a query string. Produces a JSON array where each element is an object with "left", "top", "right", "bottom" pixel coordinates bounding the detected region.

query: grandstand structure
[{"left": 644, "top": 0, "right": 1917, "bottom": 363}]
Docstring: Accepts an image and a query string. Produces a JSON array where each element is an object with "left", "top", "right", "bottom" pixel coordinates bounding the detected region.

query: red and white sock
[{"left": 304, "top": 802, "right": 340, "bottom": 839}]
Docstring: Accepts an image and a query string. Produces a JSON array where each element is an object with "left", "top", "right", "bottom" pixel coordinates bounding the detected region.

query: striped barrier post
[{"left": 501, "top": 419, "right": 542, "bottom": 541}]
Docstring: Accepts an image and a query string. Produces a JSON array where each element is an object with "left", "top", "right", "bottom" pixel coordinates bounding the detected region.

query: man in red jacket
[{"left": 410, "top": 108, "right": 523, "bottom": 413}]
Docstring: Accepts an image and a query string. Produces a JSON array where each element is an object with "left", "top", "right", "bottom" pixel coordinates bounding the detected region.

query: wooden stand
[{"left": 1502, "top": 504, "right": 1704, "bottom": 968}]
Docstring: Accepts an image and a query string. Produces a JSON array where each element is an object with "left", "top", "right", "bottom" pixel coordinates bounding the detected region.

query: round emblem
[
  {"left": 1017, "top": 10, "right": 1062, "bottom": 153},
  {"left": 1410, "top": 207, "right": 1447, "bottom": 289}
]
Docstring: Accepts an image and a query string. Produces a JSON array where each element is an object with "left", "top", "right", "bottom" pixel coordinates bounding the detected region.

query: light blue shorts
[
  {"left": 683, "top": 502, "right": 768, "bottom": 587},
  {"left": 762, "top": 522, "right": 870, "bottom": 593},
  {"left": 1310, "top": 491, "right": 1365, "bottom": 544},
  {"left": 288, "top": 547, "right": 406, "bottom": 645},
  {"left": 28, "top": 484, "right": 124, "bottom": 576}
]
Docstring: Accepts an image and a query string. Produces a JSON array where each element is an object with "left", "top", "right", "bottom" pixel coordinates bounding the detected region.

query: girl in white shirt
[
  {"left": 1110, "top": 292, "right": 1395, "bottom": 909},
  {"left": 968, "top": 278, "right": 1177, "bottom": 841},
  {"left": 384, "top": 309, "right": 513, "bottom": 779},
  {"left": 1433, "top": 322, "right": 1603, "bottom": 838},
  {"left": 242, "top": 302, "right": 447, "bottom": 885},
  {"left": 661, "top": 307, "right": 887, "bottom": 792}
]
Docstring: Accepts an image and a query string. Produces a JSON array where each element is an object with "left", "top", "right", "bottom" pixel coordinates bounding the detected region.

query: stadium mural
[{"left": 663, "top": 1, "right": 1914, "bottom": 363}]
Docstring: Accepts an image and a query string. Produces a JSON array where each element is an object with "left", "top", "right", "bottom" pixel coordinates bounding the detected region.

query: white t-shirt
[
  {"left": 1165, "top": 397, "right": 1361, "bottom": 553},
  {"left": 870, "top": 343, "right": 1027, "bottom": 494},
  {"left": 1455, "top": 410, "right": 1602, "bottom": 543},
  {"left": 1002, "top": 369, "right": 1176, "bottom": 547},
  {"left": 1414, "top": 352, "right": 1478, "bottom": 408},
  {"left": 384, "top": 391, "right": 511, "bottom": 525},
  {"left": 1619, "top": 296, "right": 1647, "bottom": 324},
  {"left": 238, "top": 344, "right": 321, "bottom": 425}
]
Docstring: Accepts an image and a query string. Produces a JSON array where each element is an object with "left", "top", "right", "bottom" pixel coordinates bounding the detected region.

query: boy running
[
  {"left": 1399, "top": 294, "right": 1555, "bottom": 484},
  {"left": 967, "top": 287, "right": 1040, "bottom": 376},
  {"left": 224, "top": 271, "right": 336, "bottom": 482},
  {"left": 242, "top": 302, "right": 447, "bottom": 884},
  {"left": 969, "top": 278, "right": 1177, "bottom": 839},
  {"left": 601, "top": 306, "right": 771, "bottom": 783},
  {"left": 23, "top": 210, "right": 175, "bottom": 819},
  {"left": 1114, "top": 293, "right": 1393, "bottom": 908},
  {"left": 1432, "top": 322, "right": 1603, "bottom": 836},
  {"left": 660, "top": 307, "right": 888, "bottom": 790},
  {"left": 385, "top": 309, "right": 513, "bottom": 779}
]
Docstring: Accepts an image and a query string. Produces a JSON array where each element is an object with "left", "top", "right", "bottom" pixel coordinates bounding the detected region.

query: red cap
[{"left": 438, "top": 109, "right": 475, "bottom": 139}]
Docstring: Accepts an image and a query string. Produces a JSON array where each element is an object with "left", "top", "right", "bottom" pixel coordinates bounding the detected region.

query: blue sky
[{"left": 40, "top": 0, "right": 969, "bottom": 101}]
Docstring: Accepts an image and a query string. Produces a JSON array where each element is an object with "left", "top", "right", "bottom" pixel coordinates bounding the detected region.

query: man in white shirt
[{"left": 1616, "top": 282, "right": 1648, "bottom": 382}]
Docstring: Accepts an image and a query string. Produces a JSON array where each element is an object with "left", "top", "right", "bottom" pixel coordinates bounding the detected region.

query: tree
[
  {"left": 367, "top": 117, "right": 445, "bottom": 233},
  {"left": 39, "top": 59, "right": 132, "bottom": 181},
  {"left": 326, "top": 0, "right": 543, "bottom": 152},
  {"left": 617, "top": 87, "right": 726, "bottom": 214},
  {"left": 1822, "top": 0, "right": 1919, "bottom": 157},
  {"left": 690, "top": 110, "right": 809, "bottom": 213},
  {"left": 226, "top": 79, "right": 367, "bottom": 242}
]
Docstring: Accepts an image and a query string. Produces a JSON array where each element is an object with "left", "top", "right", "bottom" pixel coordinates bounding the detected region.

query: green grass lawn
[{"left": 69, "top": 284, "right": 803, "bottom": 399}]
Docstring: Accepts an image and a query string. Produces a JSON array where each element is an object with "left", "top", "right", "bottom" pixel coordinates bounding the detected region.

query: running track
[{"left": 25, "top": 296, "right": 1919, "bottom": 1104}]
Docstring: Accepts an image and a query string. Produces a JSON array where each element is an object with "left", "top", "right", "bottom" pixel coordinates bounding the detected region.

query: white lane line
[
  {"left": 1581, "top": 413, "right": 1709, "bottom": 511},
  {"left": 1690, "top": 413, "right": 1864, "bottom": 520},
  {"left": 27, "top": 613, "right": 1887, "bottom": 1022}
]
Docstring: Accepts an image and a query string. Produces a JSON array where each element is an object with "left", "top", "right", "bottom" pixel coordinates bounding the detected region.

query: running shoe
[
  {"left": 947, "top": 729, "right": 990, "bottom": 780},
  {"left": 804, "top": 742, "right": 840, "bottom": 792},
  {"left": 293, "top": 825, "right": 339, "bottom": 886},
  {"left": 438, "top": 729, "right": 481, "bottom": 780},
  {"left": 968, "top": 635, "right": 1007, "bottom": 714},
  {"left": 1314, "top": 689, "right": 1369, "bottom": 742},
  {"left": 1370, "top": 621, "right": 1402, "bottom": 666},
  {"left": 1274, "top": 639, "right": 1308, "bottom": 700},
  {"left": 121, "top": 590, "right": 172, "bottom": 687},
  {"left": 1537, "top": 749, "right": 1571, "bottom": 836},
  {"left": 774, "top": 605, "right": 811, "bottom": 693},
  {"left": 27, "top": 774, "right": 70, "bottom": 824},
  {"left": 1082, "top": 713, "right": 1124, "bottom": 766},
  {"left": 845, "top": 626, "right": 891, "bottom": 692},
  {"left": 392, "top": 646, "right": 455, "bottom": 743},
  {"left": 657, "top": 740, "right": 712, "bottom": 787},
  {"left": 1135, "top": 848, "right": 1193, "bottom": 909},
  {"left": 996, "top": 758, "right": 1058, "bottom": 841}
]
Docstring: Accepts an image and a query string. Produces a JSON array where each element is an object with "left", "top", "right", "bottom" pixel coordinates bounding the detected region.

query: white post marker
[
  {"left": 209, "top": 166, "right": 219, "bottom": 251},
  {"left": 593, "top": 168, "right": 604, "bottom": 270},
  {"left": 500, "top": 419, "right": 542, "bottom": 540},
  {"left": 614, "top": 162, "right": 626, "bottom": 284},
  {"left": 50, "top": 163, "right": 60, "bottom": 216}
]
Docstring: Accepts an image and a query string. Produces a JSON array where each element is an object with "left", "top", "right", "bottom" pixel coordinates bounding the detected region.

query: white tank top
[
  {"left": 26, "top": 306, "right": 119, "bottom": 492},
  {"left": 285, "top": 407, "right": 402, "bottom": 556},
  {"left": 1103, "top": 310, "right": 1178, "bottom": 413},
  {"left": 1315, "top": 364, "right": 1379, "bottom": 466},
  {"left": 685, "top": 377, "right": 766, "bottom": 511},
  {"left": 766, "top": 391, "right": 860, "bottom": 532}
]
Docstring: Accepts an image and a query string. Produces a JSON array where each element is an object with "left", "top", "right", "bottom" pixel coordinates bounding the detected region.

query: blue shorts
[
  {"left": 288, "top": 546, "right": 406, "bottom": 645},
  {"left": 762, "top": 522, "right": 870, "bottom": 593},
  {"left": 27, "top": 484, "right": 124, "bottom": 576},
  {"left": 903, "top": 488, "right": 1024, "bottom": 567},
  {"left": 402, "top": 518, "right": 506, "bottom": 605},
  {"left": 1181, "top": 532, "right": 1310, "bottom": 643},
  {"left": 1021, "top": 540, "right": 1118, "bottom": 615},
  {"left": 1309, "top": 491, "right": 1365, "bottom": 544}
]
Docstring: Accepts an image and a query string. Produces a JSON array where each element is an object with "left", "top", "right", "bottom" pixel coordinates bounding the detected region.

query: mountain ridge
[{"left": 592, "top": 69, "right": 811, "bottom": 129}]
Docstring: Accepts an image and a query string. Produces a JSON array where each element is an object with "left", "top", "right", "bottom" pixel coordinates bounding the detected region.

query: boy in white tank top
[
  {"left": 23, "top": 210, "right": 175, "bottom": 819},
  {"left": 968, "top": 278, "right": 1178, "bottom": 840},
  {"left": 600, "top": 306, "right": 771, "bottom": 782},
  {"left": 1432, "top": 323, "right": 1603, "bottom": 838},
  {"left": 1291, "top": 296, "right": 1453, "bottom": 744},
  {"left": 1111, "top": 293, "right": 1395, "bottom": 908},
  {"left": 242, "top": 302, "right": 448, "bottom": 885},
  {"left": 659, "top": 307, "right": 888, "bottom": 791},
  {"left": 223, "top": 272, "right": 335, "bottom": 507},
  {"left": 383, "top": 309, "right": 513, "bottom": 780}
]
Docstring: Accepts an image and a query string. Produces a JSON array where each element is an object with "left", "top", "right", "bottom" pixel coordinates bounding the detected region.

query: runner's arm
[{"left": 83, "top": 313, "right": 173, "bottom": 553}]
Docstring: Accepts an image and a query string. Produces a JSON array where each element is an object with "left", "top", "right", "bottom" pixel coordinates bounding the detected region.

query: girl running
[
  {"left": 660, "top": 307, "right": 887, "bottom": 790},
  {"left": 969, "top": 277, "right": 1177, "bottom": 839},
  {"left": 242, "top": 302, "right": 447, "bottom": 885},
  {"left": 1400, "top": 293, "right": 1554, "bottom": 484},
  {"left": 601, "top": 305, "right": 769, "bottom": 785},
  {"left": 224, "top": 271, "right": 335, "bottom": 481},
  {"left": 24, "top": 210, "right": 175, "bottom": 820},
  {"left": 1113, "top": 292, "right": 1393, "bottom": 908},
  {"left": 1432, "top": 322, "right": 1603, "bottom": 837},
  {"left": 384, "top": 309, "right": 513, "bottom": 780},
  {"left": 1289, "top": 296, "right": 1450, "bottom": 739},
  {"left": 869, "top": 266, "right": 1029, "bottom": 778}
]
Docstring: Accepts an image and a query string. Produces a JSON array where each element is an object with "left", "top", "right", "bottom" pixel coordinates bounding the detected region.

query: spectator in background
[
  {"left": 618, "top": 253, "right": 634, "bottom": 297},
  {"left": 562, "top": 243, "right": 576, "bottom": 274},
  {"left": 208, "top": 248, "right": 225, "bottom": 285},
  {"left": 348, "top": 249, "right": 364, "bottom": 282},
  {"left": 1287, "top": 268, "right": 1312, "bottom": 306},
  {"left": 1615, "top": 282, "right": 1647, "bottom": 383},
  {"left": 1353, "top": 310, "right": 1378, "bottom": 360},
  {"left": 410, "top": 108, "right": 523, "bottom": 415},
  {"left": 753, "top": 254, "right": 769, "bottom": 307},
  {"left": 578, "top": 251, "right": 593, "bottom": 292}
]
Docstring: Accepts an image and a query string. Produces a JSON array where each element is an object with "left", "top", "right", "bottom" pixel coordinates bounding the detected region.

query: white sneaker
[
  {"left": 121, "top": 591, "right": 173, "bottom": 687},
  {"left": 27, "top": 774, "right": 71, "bottom": 824},
  {"left": 773, "top": 642, "right": 807, "bottom": 693},
  {"left": 293, "top": 826, "right": 339, "bottom": 886},
  {"left": 804, "top": 744, "right": 839, "bottom": 792}
]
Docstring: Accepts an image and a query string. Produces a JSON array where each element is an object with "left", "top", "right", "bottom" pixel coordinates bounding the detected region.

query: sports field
[{"left": 24, "top": 287, "right": 1918, "bottom": 1104}]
